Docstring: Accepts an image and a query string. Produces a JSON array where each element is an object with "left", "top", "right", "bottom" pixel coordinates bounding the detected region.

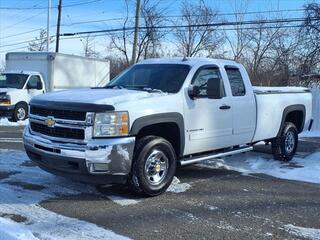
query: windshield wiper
[
  {"left": 127, "top": 86, "right": 165, "bottom": 93},
  {"left": 105, "top": 85, "right": 125, "bottom": 89}
]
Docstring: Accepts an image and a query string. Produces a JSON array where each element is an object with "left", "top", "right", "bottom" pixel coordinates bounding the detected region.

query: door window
[
  {"left": 192, "top": 67, "right": 225, "bottom": 98},
  {"left": 225, "top": 67, "right": 246, "bottom": 96},
  {"left": 27, "top": 75, "right": 42, "bottom": 89}
]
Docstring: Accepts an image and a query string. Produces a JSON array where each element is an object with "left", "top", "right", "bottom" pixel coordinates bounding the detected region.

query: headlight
[
  {"left": 0, "top": 94, "right": 11, "bottom": 104},
  {"left": 93, "top": 111, "right": 129, "bottom": 137}
]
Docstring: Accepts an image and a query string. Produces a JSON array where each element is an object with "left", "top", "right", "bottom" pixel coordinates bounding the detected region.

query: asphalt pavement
[{"left": 1, "top": 126, "right": 320, "bottom": 240}]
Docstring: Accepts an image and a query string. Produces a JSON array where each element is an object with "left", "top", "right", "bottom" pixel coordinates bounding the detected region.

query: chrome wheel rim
[
  {"left": 17, "top": 108, "right": 26, "bottom": 120},
  {"left": 285, "top": 131, "right": 295, "bottom": 153},
  {"left": 144, "top": 149, "right": 169, "bottom": 185}
]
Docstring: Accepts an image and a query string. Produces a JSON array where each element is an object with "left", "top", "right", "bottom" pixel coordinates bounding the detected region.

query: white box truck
[{"left": 0, "top": 52, "right": 110, "bottom": 121}]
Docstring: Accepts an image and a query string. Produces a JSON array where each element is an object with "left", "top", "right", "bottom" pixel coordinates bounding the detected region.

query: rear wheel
[
  {"left": 129, "top": 136, "right": 176, "bottom": 196},
  {"left": 272, "top": 122, "right": 298, "bottom": 162},
  {"left": 12, "top": 103, "right": 28, "bottom": 122}
]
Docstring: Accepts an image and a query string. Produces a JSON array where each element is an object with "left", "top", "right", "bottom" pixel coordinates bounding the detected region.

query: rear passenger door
[{"left": 224, "top": 65, "right": 256, "bottom": 145}]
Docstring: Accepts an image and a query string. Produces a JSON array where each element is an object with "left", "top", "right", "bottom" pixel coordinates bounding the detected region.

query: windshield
[
  {"left": 0, "top": 74, "right": 29, "bottom": 89},
  {"left": 107, "top": 64, "right": 191, "bottom": 93}
]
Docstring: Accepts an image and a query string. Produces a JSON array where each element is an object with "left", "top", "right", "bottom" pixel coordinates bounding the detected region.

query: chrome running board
[{"left": 179, "top": 146, "right": 253, "bottom": 166}]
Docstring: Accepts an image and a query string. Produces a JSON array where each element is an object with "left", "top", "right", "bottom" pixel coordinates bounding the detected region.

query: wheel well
[
  {"left": 136, "top": 122, "right": 181, "bottom": 157},
  {"left": 15, "top": 101, "right": 28, "bottom": 108},
  {"left": 285, "top": 110, "right": 304, "bottom": 133}
]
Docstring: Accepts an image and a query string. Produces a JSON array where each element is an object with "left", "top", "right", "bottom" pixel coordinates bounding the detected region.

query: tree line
[{"left": 27, "top": 0, "right": 320, "bottom": 87}]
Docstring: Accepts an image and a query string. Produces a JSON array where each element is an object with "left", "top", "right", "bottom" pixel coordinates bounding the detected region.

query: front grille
[
  {"left": 30, "top": 106, "right": 86, "bottom": 121},
  {"left": 30, "top": 122, "right": 85, "bottom": 140}
]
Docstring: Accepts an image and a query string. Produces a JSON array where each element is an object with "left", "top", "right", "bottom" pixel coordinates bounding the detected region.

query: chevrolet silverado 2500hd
[{"left": 23, "top": 58, "right": 313, "bottom": 196}]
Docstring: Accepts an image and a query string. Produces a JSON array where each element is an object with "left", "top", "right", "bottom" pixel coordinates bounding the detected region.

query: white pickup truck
[{"left": 23, "top": 58, "right": 313, "bottom": 196}]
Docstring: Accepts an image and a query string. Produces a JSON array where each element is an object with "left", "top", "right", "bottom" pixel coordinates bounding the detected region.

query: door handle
[{"left": 219, "top": 105, "right": 231, "bottom": 110}]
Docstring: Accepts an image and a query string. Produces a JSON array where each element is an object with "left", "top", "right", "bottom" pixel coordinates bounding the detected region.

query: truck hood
[
  {"left": 32, "top": 88, "right": 168, "bottom": 106},
  {"left": 0, "top": 88, "right": 17, "bottom": 94}
]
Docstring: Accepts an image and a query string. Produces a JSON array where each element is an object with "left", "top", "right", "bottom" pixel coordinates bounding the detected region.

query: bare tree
[
  {"left": 173, "top": 0, "right": 223, "bottom": 57},
  {"left": 242, "top": 18, "right": 286, "bottom": 85},
  {"left": 80, "top": 34, "right": 100, "bottom": 58},
  {"left": 294, "top": 3, "right": 320, "bottom": 86},
  {"left": 28, "top": 29, "right": 53, "bottom": 51},
  {"left": 225, "top": 0, "right": 251, "bottom": 61},
  {"left": 108, "top": 0, "right": 166, "bottom": 65}
]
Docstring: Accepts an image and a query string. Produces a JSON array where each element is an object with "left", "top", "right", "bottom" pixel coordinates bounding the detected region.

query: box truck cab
[
  {"left": 0, "top": 52, "right": 110, "bottom": 121},
  {"left": 0, "top": 71, "right": 45, "bottom": 121}
]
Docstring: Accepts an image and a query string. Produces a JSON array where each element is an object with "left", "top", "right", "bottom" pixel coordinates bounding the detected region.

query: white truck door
[
  {"left": 184, "top": 65, "right": 233, "bottom": 155},
  {"left": 26, "top": 75, "right": 44, "bottom": 98},
  {"left": 223, "top": 65, "right": 256, "bottom": 145}
]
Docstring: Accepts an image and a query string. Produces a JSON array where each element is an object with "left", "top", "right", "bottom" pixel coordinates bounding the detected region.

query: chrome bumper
[{"left": 23, "top": 126, "right": 135, "bottom": 177}]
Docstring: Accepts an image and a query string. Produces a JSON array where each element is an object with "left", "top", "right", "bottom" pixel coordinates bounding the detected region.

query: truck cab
[{"left": 0, "top": 71, "right": 45, "bottom": 121}]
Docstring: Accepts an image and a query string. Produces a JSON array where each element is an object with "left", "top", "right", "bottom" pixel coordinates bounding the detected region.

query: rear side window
[{"left": 225, "top": 67, "right": 246, "bottom": 96}]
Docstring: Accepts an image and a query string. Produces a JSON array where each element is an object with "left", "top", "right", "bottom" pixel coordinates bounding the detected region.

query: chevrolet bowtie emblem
[{"left": 45, "top": 117, "right": 56, "bottom": 128}]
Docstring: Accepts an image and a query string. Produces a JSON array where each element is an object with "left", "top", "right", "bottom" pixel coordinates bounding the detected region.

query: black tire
[
  {"left": 128, "top": 136, "right": 176, "bottom": 197},
  {"left": 272, "top": 122, "right": 298, "bottom": 162},
  {"left": 12, "top": 103, "right": 28, "bottom": 122}
]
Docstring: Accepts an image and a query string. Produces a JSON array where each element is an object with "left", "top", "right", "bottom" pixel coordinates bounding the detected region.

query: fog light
[{"left": 87, "top": 163, "right": 109, "bottom": 173}]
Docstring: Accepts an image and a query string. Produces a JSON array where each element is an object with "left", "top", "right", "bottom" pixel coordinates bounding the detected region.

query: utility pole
[
  {"left": 131, "top": 0, "right": 141, "bottom": 64},
  {"left": 55, "top": 0, "right": 62, "bottom": 52},
  {"left": 46, "top": 0, "right": 51, "bottom": 51}
]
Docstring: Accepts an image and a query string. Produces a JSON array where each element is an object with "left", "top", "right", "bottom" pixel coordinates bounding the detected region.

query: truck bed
[{"left": 252, "top": 86, "right": 312, "bottom": 142}]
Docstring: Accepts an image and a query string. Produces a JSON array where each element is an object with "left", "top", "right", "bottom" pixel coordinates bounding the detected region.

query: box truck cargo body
[
  {"left": 5, "top": 52, "right": 110, "bottom": 91},
  {"left": 0, "top": 52, "right": 110, "bottom": 121}
]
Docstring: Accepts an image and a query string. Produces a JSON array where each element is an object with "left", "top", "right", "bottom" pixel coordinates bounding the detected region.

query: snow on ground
[
  {"left": 198, "top": 150, "right": 320, "bottom": 185},
  {"left": 0, "top": 118, "right": 28, "bottom": 126},
  {"left": 0, "top": 150, "right": 192, "bottom": 239},
  {"left": 0, "top": 150, "right": 130, "bottom": 240},
  {"left": 167, "top": 176, "right": 191, "bottom": 193},
  {"left": 284, "top": 224, "right": 320, "bottom": 240},
  {"left": 300, "top": 130, "right": 320, "bottom": 138}
]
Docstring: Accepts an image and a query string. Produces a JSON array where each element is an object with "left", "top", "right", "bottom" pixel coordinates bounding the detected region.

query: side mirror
[
  {"left": 207, "top": 78, "right": 223, "bottom": 99},
  {"left": 188, "top": 85, "right": 200, "bottom": 99},
  {"left": 36, "top": 81, "right": 42, "bottom": 90}
]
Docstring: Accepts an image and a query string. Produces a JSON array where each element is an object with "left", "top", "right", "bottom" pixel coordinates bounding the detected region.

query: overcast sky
[{"left": 0, "top": 0, "right": 313, "bottom": 64}]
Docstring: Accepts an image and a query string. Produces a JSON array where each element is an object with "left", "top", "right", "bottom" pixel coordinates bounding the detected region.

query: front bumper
[
  {"left": 23, "top": 126, "right": 135, "bottom": 184},
  {"left": 0, "top": 105, "right": 14, "bottom": 118}
]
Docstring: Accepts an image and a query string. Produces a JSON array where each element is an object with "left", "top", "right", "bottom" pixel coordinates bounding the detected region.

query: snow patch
[
  {"left": 0, "top": 217, "right": 38, "bottom": 240},
  {"left": 199, "top": 151, "right": 320, "bottom": 184},
  {"left": 107, "top": 195, "right": 141, "bottom": 206},
  {"left": 0, "top": 118, "right": 28, "bottom": 126},
  {"left": 284, "top": 224, "right": 320, "bottom": 240},
  {"left": 0, "top": 150, "right": 130, "bottom": 239},
  {"left": 167, "top": 176, "right": 191, "bottom": 193},
  {"left": 208, "top": 206, "right": 218, "bottom": 211}
]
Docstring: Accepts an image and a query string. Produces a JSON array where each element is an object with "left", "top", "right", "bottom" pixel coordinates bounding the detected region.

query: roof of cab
[
  {"left": 2, "top": 70, "right": 40, "bottom": 75},
  {"left": 137, "top": 57, "right": 239, "bottom": 67}
]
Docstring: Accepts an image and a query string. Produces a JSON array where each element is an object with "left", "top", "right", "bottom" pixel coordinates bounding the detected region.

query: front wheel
[
  {"left": 272, "top": 122, "right": 298, "bottom": 162},
  {"left": 129, "top": 136, "right": 176, "bottom": 196},
  {"left": 12, "top": 103, "right": 28, "bottom": 122}
]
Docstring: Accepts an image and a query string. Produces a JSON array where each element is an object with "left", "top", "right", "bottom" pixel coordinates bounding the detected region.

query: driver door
[
  {"left": 184, "top": 65, "right": 233, "bottom": 155},
  {"left": 26, "top": 75, "right": 44, "bottom": 98}
]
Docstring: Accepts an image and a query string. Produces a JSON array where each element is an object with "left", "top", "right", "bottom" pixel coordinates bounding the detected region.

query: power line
[
  {"left": 0, "top": 23, "right": 306, "bottom": 53},
  {"left": 60, "top": 17, "right": 317, "bottom": 36},
  {"left": 1, "top": 17, "right": 316, "bottom": 50},
  {"left": 0, "top": 0, "right": 103, "bottom": 10}
]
